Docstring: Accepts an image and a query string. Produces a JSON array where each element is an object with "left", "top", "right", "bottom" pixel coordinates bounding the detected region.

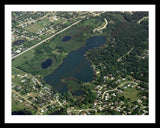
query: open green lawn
[
  {"left": 12, "top": 97, "right": 37, "bottom": 115},
  {"left": 12, "top": 17, "right": 105, "bottom": 78},
  {"left": 12, "top": 49, "right": 35, "bottom": 68},
  {"left": 118, "top": 87, "right": 140, "bottom": 102},
  {"left": 24, "top": 18, "right": 51, "bottom": 33}
]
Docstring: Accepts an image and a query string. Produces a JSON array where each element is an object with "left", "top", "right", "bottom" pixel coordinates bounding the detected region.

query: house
[
  {"left": 54, "top": 94, "right": 59, "bottom": 98},
  {"left": 120, "top": 101, "right": 124, "bottom": 105},
  {"left": 144, "top": 110, "right": 148, "bottom": 114},
  {"left": 112, "top": 93, "right": 116, "bottom": 97},
  {"left": 103, "top": 87, "right": 107, "bottom": 90},
  {"left": 110, "top": 106, "right": 114, "bottom": 109},
  {"left": 97, "top": 93, "right": 100, "bottom": 97},
  {"left": 124, "top": 86, "right": 127, "bottom": 89},
  {"left": 142, "top": 96, "right": 147, "bottom": 99},
  {"left": 12, "top": 84, "right": 15, "bottom": 88},
  {"left": 63, "top": 100, "right": 67, "bottom": 103},
  {"left": 111, "top": 77, "right": 115, "bottom": 80},
  {"left": 115, "top": 79, "right": 120, "bottom": 84},
  {"left": 104, "top": 76, "right": 107, "bottom": 79},
  {"left": 12, "top": 51, "right": 17, "bottom": 56},
  {"left": 96, "top": 71, "right": 100, "bottom": 74},
  {"left": 105, "top": 96, "right": 108, "bottom": 100},
  {"left": 71, "top": 107, "right": 74, "bottom": 109},
  {"left": 95, "top": 86, "right": 98, "bottom": 89},
  {"left": 122, "top": 78, "right": 126, "bottom": 81},
  {"left": 133, "top": 105, "right": 138, "bottom": 110},
  {"left": 137, "top": 99, "right": 142, "bottom": 103},
  {"left": 82, "top": 113, "right": 87, "bottom": 115},
  {"left": 17, "top": 74, "right": 21, "bottom": 77},
  {"left": 86, "top": 111, "right": 90, "bottom": 115},
  {"left": 127, "top": 84, "right": 131, "bottom": 87},
  {"left": 17, "top": 86, "right": 21, "bottom": 89},
  {"left": 117, "top": 108, "right": 121, "bottom": 112},
  {"left": 26, "top": 103, "right": 30, "bottom": 106},
  {"left": 137, "top": 86, "right": 140, "bottom": 88},
  {"left": 118, "top": 90, "right": 123, "bottom": 94},
  {"left": 16, "top": 50, "right": 21, "bottom": 53},
  {"left": 115, "top": 101, "right": 119, "bottom": 105},
  {"left": 21, "top": 79, "right": 26, "bottom": 83},
  {"left": 97, "top": 90, "right": 101, "bottom": 94}
]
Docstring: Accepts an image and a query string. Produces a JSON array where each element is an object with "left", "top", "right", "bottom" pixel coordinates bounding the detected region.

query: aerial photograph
[{"left": 11, "top": 11, "right": 149, "bottom": 115}]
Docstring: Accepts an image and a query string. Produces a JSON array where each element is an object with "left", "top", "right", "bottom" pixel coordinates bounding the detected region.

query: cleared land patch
[
  {"left": 24, "top": 18, "right": 51, "bottom": 33},
  {"left": 118, "top": 87, "right": 140, "bottom": 102}
]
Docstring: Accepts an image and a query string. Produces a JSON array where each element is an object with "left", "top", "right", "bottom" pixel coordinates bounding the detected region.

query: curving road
[{"left": 102, "top": 81, "right": 138, "bottom": 99}]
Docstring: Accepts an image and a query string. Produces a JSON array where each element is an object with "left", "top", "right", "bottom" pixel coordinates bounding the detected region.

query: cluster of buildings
[
  {"left": 92, "top": 75, "right": 148, "bottom": 115},
  {"left": 12, "top": 69, "right": 66, "bottom": 115}
]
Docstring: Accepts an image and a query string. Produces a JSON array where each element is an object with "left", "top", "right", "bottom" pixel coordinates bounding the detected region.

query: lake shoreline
[{"left": 43, "top": 35, "right": 106, "bottom": 94}]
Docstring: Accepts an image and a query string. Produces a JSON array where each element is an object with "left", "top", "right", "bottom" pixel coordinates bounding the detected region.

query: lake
[
  {"left": 62, "top": 36, "right": 72, "bottom": 42},
  {"left": 12, "top": 40, "right": 25, "bottom": 45},
  {"left": 41, "top": 59, "right": 52, "bottom": 69},
  {"left": 44, "top": 36, "right": 106, "bottom": 94}
]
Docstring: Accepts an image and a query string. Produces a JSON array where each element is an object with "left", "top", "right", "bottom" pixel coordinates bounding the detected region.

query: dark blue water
[
  {"left": 62, "top": 36, "right": 72, "bottom": 42},
  {"left": 44, "top": 36, "right": 106, "bottom": 94},
  {"left": 41, "top": 59, "right": 52, "bottom": 69},
  {"left": 12, "top": 40, "right": 25, "bottom": 45},
  {"left": 73, "top": 90, "right": 84, "bottom": 96}
]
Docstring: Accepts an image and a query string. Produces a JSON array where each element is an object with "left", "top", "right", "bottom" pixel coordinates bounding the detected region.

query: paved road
[
  {"left": 56, "top": 97, "right": 64, "bottom": 108},
  {"left": 12, "top": 20, "right": 81, "bottom": 59},
  {"left": 102, "top": 81, "right": 138, "bottom": 99},
  {"left": 12, "top": 89, "right": 32, "bottom": 104},
  {"left": 36, "top": 98, "right": 57, "bottom": 115},
  {"left": 137, "top": 16, "right": 148, "bottom": 24},
  {"left": 117, "top": 47, "right": 134, "bottom": 62}
]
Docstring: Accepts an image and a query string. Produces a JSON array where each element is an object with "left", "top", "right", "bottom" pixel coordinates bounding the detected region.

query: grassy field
[
  {"left": 12, "top": 49, "right": 35, "bottom": 68},
  {"left": 12, "top": 17, "right": 105, "bottom": 78},
  {"left": 24, "top": 18, "right": 51, "bottom": 33},
  {"left": 12, "top": 96, "right": 37, "bottom": 115},
  {"left": 118, "top": 87, "right": 140, "bottom": 102}
]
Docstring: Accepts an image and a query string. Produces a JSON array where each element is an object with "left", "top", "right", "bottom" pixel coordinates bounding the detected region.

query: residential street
[{"left": 102, "top": 81, "right": 138, "bottom": 99}]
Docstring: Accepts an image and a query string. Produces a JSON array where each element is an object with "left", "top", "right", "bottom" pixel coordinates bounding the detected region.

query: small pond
[
  {"left": 12, "top": 40, "right": 25, "bottom": 45},
  {"left": 41, "top": 59, "right": 52, "bottom": 69},
  {"left": 62, "top": 36, "right": 72, "bottom": 42}
]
